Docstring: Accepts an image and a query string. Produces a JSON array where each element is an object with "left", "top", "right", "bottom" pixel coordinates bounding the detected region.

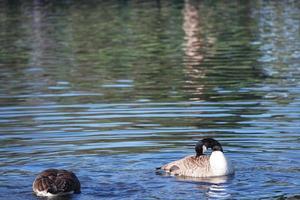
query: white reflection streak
[
  {"left": 182, "top": 0, "right": 205, "bottom": 100},
  {"left": 176, "top": 175, "right": 231, "bottom": 199},
  {"left": 22, "top": 1, "right": 52, "bottom": 105},
  {"left": 30, "top": 0, "right": 45, "bottom": 68},
  {"left": 206, "top": 184, "right": 231, "bottom": 199}
]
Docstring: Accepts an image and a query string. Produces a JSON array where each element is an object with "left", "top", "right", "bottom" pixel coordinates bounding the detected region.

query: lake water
[{"left": 1, "top": 0, "right": 300, "bottom": 199}]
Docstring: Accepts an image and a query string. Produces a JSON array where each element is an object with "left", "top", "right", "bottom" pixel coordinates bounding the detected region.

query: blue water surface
[{"left": 0, "top": 1, "right": 300, "bottom": 199}]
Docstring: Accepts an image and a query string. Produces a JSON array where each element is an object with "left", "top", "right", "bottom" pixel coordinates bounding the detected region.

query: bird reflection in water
[
  {"left": 176, "top": 175, "right": 233, "bottom": 199},
  {"left": 156, "top": 169, "right": 233, "bottom": 199}
]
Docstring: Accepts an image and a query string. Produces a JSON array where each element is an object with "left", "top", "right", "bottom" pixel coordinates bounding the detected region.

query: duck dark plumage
[{"left": 32, "top": 169, "right": 80, "bottom": 197}]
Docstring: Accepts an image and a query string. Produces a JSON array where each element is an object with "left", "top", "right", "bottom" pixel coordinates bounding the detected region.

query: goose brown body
[
  {"left": 32, "top": 169, "right": 81, "bottom": 196},
  {"left": 161, "top": 155, "right": 214, "bottom": 177}
]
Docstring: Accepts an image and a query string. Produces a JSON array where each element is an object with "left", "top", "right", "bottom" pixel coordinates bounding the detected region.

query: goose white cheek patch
[{"left": 202, "top": 145, "right": 207, "bottom": 153}]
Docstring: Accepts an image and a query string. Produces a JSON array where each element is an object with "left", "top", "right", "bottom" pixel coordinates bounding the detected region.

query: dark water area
[{"left": 0, "top": 0, "right": 300, "bottom": 199}]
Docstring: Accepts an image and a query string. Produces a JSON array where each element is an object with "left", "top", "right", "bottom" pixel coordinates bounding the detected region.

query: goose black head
[
  {"left": 202, "top": 138, "right": 223, "bottom": 152},
  {"left": 195, "top": 138, "right": 223, "bottom": 157}
]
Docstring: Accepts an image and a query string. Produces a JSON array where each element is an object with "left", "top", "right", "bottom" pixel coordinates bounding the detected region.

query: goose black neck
[
  {"left": 195, "top": 141, "right": 204, "bottom": 157},
  {"left": 212, "top": 144, "right": 223, "bottom": 152}
]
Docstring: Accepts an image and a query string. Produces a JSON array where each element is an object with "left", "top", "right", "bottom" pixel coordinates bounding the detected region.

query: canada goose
[
  {"left": 158, "top": 138, "right": 234, "bottom": 178},
  {"left": 32, "top": 169, "right": 81, "bottom": 197}
]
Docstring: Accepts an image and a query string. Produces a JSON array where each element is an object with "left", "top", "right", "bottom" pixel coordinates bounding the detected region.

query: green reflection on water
[{"left": 0, "top": 0, "right": 267, "bottom": 106}]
